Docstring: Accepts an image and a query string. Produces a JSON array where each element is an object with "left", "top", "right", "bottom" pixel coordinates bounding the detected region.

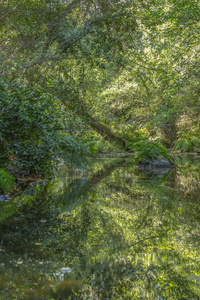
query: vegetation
[
  {"left": 0, "top": 169, "right": 15, "bottom": 192},
  {"left": 0, "top": 79, "right": 87, "bottom": 178},
  {"left": 1, "top": 3, "right": 200, "bottom": 299},
  {"left": 0, "top": 0, "right": 200, "bottom": 177}
]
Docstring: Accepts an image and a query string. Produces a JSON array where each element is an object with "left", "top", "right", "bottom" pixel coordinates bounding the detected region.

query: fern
[
  {"left": 177, "top": 131, "right": 189, "bottom": 138},
  {"left": 190, "top": 136, "right": 200, "bottom": 148},
  {"left": 0, "top": 168, "right": 15, "bottom": 192},
  {"left": 182, "top": 139, "right": 191, "bottom": 152},
  {"left": 175, "top": 139, "right": 191, "bottom": 152},
  {"left": 125, "top": 130, "right": 148, "bottom": 144},
  {"left": 174, "top": 140, "right": 184, "bottom": 152},
  {"left": 127, "top": 140, "right": 170, "bottom": 163},
  {"left": 174, "top": 135, "right": 200, "bottom": 153}
]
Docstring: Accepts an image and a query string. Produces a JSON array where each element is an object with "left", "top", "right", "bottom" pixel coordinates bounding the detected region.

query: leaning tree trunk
[
  {"left": 77, "top": 111, "right": 129, "bottom": 150},
  {"left": 61, "top": 94, "right": 129, "bottom": 150}
]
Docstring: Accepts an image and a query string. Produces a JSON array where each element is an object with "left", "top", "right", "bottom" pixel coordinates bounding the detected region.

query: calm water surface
[{"left": 0, "top": 155, "right": 200, "bottom": 299}]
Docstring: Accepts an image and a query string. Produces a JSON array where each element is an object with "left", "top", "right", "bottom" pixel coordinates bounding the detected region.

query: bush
[
  {"left": 127, "top": 139, "right": 170, "bottom": 163},
  {"left": 0, "top": 169, "right": 15, "bottom": 192},
  {"left": 173, "top": 130, "right": 200, "bottom": 153},
  {"left": 0, "top": 80, "right": 87, "bottom": 176}
]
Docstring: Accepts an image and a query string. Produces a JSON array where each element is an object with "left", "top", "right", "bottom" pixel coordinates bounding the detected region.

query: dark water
[{"left": 0, "top": 155, "right": 200, "bottom": 299}]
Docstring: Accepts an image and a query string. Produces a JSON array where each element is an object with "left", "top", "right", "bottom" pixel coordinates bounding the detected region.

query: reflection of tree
[
  {"left": 1, "top": 158, "right": 200, "bottom": 299},
  {"left": 74, "top": 165, "right": 200, "bottom": 299},
  {"left": 55, "top": 158, "right": 126, "bottom": 212},
  {"left": 171, "top": 155, "right": 200, "bottom": 198}
]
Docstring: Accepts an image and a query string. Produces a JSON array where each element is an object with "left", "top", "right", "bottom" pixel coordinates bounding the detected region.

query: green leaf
[{"left": 0, "top": 168, "right": 15, "bottom": 192}]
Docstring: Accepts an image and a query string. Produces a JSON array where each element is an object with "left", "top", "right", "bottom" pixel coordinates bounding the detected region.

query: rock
[
  {"left": 0, "top": 195, "right": 9, "bottom": 201},
  {"left": 24, "top": 188, "right": 35, "bottom": 196},
  {"left": 24, "top": 181, "right": 46, "bottom": 196},
  {"left": 29, "top": 181, "right": 46, "bottom": 186},
  {"left": 39, "top": 181, "right": 46, "bottom": 186},
  {"left": 190, "top": 275, "right": 200, "bottom": 283},
  {"left": 60, "top": 267, "right": 72, "bottom": 274},
  {"left": 146, "top": 168, "right": 173, "bottom": 176},
  {"left": 150, "top": 158, "right": 174, "bottom": 168},
  {"left": 137, "top": 158, "right": 174, "bottom": 169}
]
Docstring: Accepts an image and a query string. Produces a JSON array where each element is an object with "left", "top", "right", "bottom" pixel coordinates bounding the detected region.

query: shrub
[
  {"left": 173, "top": 130, "right": 200, "bottom": 153},
  {"left": 0, "top": 80, "right": 87, "bottom": 176},
  {"left": 127, "top": 139, "right": 170, "bottom": 163},
  {"left": 0, "top": 169, "right": 15, "bottom": 192}
]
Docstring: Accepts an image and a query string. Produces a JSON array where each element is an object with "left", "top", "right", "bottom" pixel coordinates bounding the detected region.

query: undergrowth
[
  {"left": 172, "top": 130, "right": 200, "bottom": 153},
  {"left": 126, "top": 139, "right": 170, "bottom": 163},
  {"left": 0, "top": 169, "right": 15, "bottom": 192}
]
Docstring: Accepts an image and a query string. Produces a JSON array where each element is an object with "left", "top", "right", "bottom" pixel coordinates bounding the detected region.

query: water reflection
[{"left": 0, "top": 156, "right": 200, "bottom": 299}]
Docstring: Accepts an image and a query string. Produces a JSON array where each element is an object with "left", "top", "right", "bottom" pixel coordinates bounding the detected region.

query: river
[{"left": 0, "top": 154, "right": 200, "bottom": 299}]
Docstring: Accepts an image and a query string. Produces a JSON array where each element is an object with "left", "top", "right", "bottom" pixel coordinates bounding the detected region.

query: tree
[{"left": 1, "top": 0, "right": 200, "bottom": 162}]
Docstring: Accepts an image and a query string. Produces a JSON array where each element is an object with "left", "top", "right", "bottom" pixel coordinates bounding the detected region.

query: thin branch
[
  {"left": 18, "top": 0, "right": 82, "bottom": 49},
  {"left": 2, "top": 0, "right": 83, "bottom": 62},
  {"left": 0, "top": 3, "right": 20, "bottom": 20}
]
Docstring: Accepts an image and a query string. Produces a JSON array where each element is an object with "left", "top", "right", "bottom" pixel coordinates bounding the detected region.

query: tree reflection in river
[{"left": 0, "top": 156, "right": 200, "bottom": 299}]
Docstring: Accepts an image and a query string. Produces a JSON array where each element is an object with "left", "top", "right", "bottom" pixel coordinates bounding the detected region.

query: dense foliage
[
  {"left": 0, "top": 0, "right": 200, "bottom": 174},
  {"left": 1, "top": 3, "right": 200, "bottom": 299},
  {"left": 0, "top": 169, "right": 15, "bottom": 192},
  {"left": 0, "top": 80, "right": 87, "bottom": 177}
]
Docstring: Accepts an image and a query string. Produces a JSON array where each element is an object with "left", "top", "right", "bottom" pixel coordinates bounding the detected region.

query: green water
[{"left": 0, "top": 155, "right": 200, "bottom": 299}]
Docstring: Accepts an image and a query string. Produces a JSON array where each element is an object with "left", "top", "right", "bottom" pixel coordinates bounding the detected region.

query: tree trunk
[
  {"left": 76, "top": 110, "right": 129, "bottom": 150},
  {"left": 61, "top": 93, "right": 129, "bottom": 151}
]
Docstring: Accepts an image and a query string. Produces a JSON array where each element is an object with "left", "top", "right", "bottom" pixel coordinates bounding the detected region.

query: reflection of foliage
[
  {"left": 172, "top": 155, "right": 200, "bottom": 199},
  {"left": 55, "top": 133, "right": 88, "bottom": 169},
  {"left": 173, "top": 130, "right": 200, "bottom": 153},
  {"left": 0, "top": 158, "right": 200, "bottom": 299}
]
